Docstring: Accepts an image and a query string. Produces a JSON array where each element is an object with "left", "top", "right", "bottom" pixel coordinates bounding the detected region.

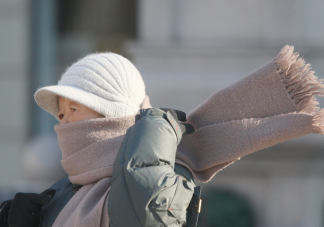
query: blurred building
[
  {"left": 128, "top": 2, "right": 324, "bottom": 227},
  {"left": 0, "top": 0, "right": 324, "bottom": 227},
  {"left": 0, "top": 0, "right": 30, "bottom": 187}
]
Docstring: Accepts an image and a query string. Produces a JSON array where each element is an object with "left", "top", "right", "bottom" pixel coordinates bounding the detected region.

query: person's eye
[
  {"left": 71, "top": 108, "right": 77, "bottom": 112},
  {"left": 58, "top": 114, "right": 64, "bottom": 120}
]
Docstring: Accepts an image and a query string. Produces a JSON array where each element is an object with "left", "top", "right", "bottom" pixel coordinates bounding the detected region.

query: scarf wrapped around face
[{"left": 53, "top": 46, "right": 324, "bottom": 226}]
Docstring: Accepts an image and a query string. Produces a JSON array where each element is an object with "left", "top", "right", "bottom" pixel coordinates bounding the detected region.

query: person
[
  {"left": 2, "top": 45, "right": 324, "bottom": 226},
  {"left": 0, "top": 53, "right": 201, "bottom": 227}
]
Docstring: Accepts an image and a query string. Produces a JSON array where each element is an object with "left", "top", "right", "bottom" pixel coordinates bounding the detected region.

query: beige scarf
[
  {"left": 177, "top": 45, "right": 324, "bottom": 181},
  {"left": 52, "top": 116, "right": 136, "bottom": 227},
  {"left": 53, "top": 46, "right": 324, "bottom": 226}
]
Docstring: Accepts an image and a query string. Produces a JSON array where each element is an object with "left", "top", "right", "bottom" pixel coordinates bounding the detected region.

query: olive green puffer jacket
[{"left": 108, "top": 109, "right": 201, "bottom": 227}]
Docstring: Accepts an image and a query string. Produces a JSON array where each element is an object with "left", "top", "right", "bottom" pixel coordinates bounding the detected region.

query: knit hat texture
[{"left": 34, "top": 52, "right": 146, "bottom": 119}]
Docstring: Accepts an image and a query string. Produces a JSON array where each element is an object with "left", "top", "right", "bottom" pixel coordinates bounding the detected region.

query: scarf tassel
[
  {"left": 276, "top": 45, "right": 324, "bottom": 134},
  {"left": 312, "top": 109, "right": 324, "bottom": 134}
]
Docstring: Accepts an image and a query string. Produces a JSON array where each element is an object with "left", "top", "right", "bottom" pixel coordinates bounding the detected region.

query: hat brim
[{"left": 34, "top": 85, "right": 129, "bottom": 120}]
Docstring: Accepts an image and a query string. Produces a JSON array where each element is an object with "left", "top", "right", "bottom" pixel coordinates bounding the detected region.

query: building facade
[
  {"left": 125, "top": 1, "right": 324, "bottom": 227},
  {"left": 0, "top": 0, "right": 324, "bottom": 226}
]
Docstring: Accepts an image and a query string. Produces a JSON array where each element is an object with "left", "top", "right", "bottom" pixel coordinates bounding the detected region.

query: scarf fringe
[
  {"left": 276, "top": 45, "right": 324, "bottom": 134},
  {"left": 312, "top": 109, "right": 324, "bottom": 134}
]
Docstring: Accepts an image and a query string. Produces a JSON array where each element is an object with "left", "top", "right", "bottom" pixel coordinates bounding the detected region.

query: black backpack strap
[{"left": 186, "top": 186, "right": 202, "bottom": 227}]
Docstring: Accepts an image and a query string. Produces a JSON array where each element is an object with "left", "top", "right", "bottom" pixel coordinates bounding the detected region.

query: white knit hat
[{"left": 34, "top": 52, "right": 146, "bottom": 119}]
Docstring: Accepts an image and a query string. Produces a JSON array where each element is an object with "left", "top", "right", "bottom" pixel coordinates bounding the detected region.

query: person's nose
[{"left": 59, "top": 116, "right": 70, "bottom": 125}]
